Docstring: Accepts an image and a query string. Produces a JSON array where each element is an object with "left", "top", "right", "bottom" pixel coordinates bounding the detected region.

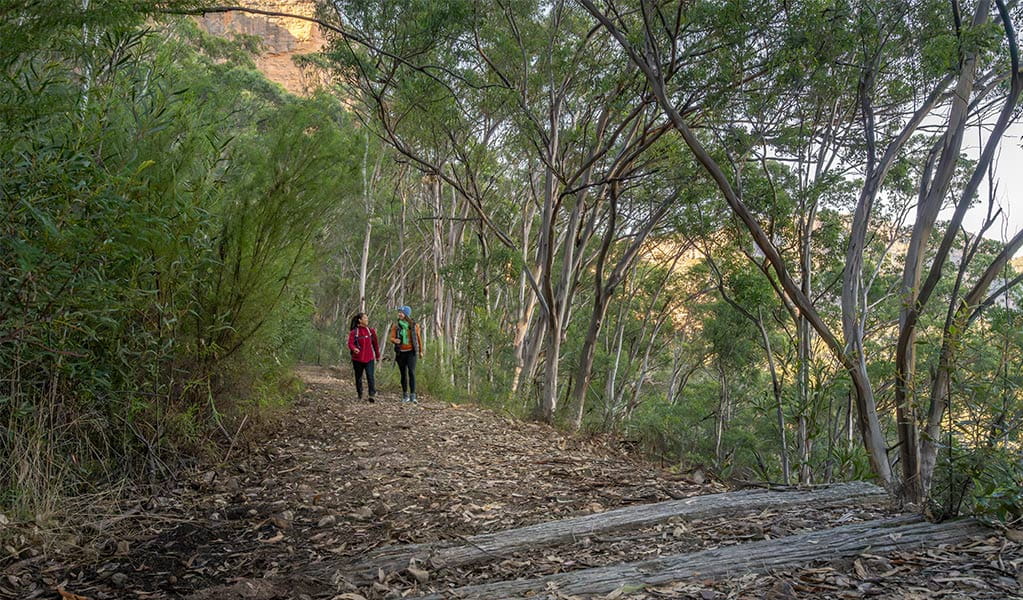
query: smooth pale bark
[
  {"left": 617, "top": 269, "right": 674, "bottom": 417},
  {"left": 795, "top": 288, "right": 812, "bottom": 482},
  {"left": 607, "top": 278, "right": 664, "bottom": 429},
  {"left": 789, "top": 89, "right": 845, "bottom": 486},
  {"left": 535, "top": 98, "right": 561, "bottom": 419},
  {"left": 539, "top": 321, "right": 562, "bottom": 421},
  {"left": 518, "top": 315, "right": 546, "bottom": 395},
  {"left": 602, "top": 297, "right": 630, "bottom": 427},
  {"left": 666, "top": 348, "right": 683, "bottom": 404},
  {"left": 714, "top": 362, "right": 729, "bottom": 467},
  {"left": 510, "top": 198, "right": 539, "bottom": 395},
  {"left": 892, "top": 0, "right": 991, "bottom": 502},
  {"left": 897, "top": 0, "right": 1021, "bottom": 502},
  {"left": 510, "top": 281, "right": 538, "bottom": 394},
  {"left": 385, "top": 178, "right": 409, "bottom": 311},
  {"left": 709, "top": 256, "right": 792, "bottom": 484},
  {"left": 756, "top": 310, "right": 791, "bottom": 485},
  {"left": 919, "top": 229, "right": 1023, "bottom": 495},
  {"left": 430, "top": 177, "right": 445, "bottom": 338},
  {"left": 625, "top": 306, "right": 671, "bottom": 420},
  {"left": 358, "top": 227, "right": 372, "bottom": 312},
  {"left": 919, "top": 8, "right": 1022, "bottom": 497},
  {"left": 570, "top": 284, "right": 614, "bottom": 428},
  {"left": 564, "top": 111, "right": 675, "bottom": 427},
  {"left": 567, "top": 132, "right": 675, "bottom": 430},
  {"left": 534, "top": 114, "right": 631, "bottom": 420},
  {"left": 846, "top": 388, "right": 855, "bottom": 453},
  {"left": 788, "top": 5, "right": 954, "bottom": 497},
  {"left": 196, "top": 2, "right": 657, "bottom": 424},
  {"left": 357, "top": 140, "right": 374, "bottom": 312},
  {"left": 839, "top": 60, "right": 926, "bottom": 494},
  {"left": 795, "top": 188, "right": 815, "bottom": 483},
  {"left": 521, "top": 4, "right": 674, "bottom": 422},
  {"left": 576, "top": 224, "right": 679, "bottom": 431}
]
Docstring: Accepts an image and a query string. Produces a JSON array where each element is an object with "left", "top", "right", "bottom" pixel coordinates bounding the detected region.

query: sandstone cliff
[{"left": 197, "top": 0, "right": 326, "bottom": 95}]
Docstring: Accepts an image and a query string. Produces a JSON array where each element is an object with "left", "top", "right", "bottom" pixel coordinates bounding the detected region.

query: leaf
[
  {"left": 407, "top": 566, "right": 430, "bottom": 583},
  {"left": 853, "top": 558, "right": 869, "bottom": 579},
  {"left": 115, "top": 540, "right": 130, "bottom": 556},
  {"left": 1005, "top": 529, "right": 1023, "bottom": 543},
  {"left": 57, "top": 589, "right": 91, "bottom": 600}
]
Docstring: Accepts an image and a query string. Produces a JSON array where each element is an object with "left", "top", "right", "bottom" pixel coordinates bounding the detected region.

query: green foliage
[
  {"left": 827, "top": 443, "right": 877, "bottom": 483},
  {"left": 1, "top": 7, "right": 362, "bottom": 516},
  {"left": 973, "top": 475, "right": 1023, "bottom": 525},
  {"left": 628, "top": 401, "right": 710, "bottom": 464},
  {"left": 930, "top": 445, "right": 1023, "bottom": 525},
  {"left": 927, "top": 300, "right": 1023, "bottom": 523}
]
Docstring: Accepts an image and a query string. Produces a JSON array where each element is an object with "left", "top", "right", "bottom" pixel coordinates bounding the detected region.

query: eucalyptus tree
[
  {"left": 594, "top": 240, "right": 698, "bottom": 429},
  {"left": 801, "top": 0, "right": 1023, "bottom": 502},
  {"left": 471, "top": 2, "right": 675, "bottom": 422},
  {"left": 270, "top": 0, "right": 685, "bottom": 422},
  {"left": 566, "top": 140, "right": 710, "bottom": 430},
  {"left": 703, "top": 252, "right": 794, "bottom": 483},
  {"left": 580, "top": 0, "right": 1023, "bottom": 502},
  {"left": 741, "top": 3, "right": 871, "bottom": 485}
]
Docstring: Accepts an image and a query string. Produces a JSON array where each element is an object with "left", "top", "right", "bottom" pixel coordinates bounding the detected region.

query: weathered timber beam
[
  {"left": 337, "top": 481, "right": 886, "bottom": 581},
  {"left": 414, "top": 515, "right": 988, "bottom": 599}
]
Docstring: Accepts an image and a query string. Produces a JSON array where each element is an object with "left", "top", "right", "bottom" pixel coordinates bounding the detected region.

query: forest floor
[{"left": 3, "top": 365, "right": 1021, "bottom": 600}]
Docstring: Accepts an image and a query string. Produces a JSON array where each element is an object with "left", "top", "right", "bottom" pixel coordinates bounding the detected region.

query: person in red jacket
[{"left": 347, "top": 312, "right": 381, "bottom": 402}]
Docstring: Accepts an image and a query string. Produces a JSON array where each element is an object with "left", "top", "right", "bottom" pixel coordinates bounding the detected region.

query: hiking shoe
[
  {"left": 401, "top": 394, "right": 409, "bottom": 403},
  {"left": 367, "top": 396, "right": 376, "bottom": 403},
  {"left": 409, "top": 393, "right": 418, "bottom": 404}
]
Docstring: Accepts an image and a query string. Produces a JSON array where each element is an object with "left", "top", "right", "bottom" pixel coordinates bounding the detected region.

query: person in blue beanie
[{"left": 388, "top": 306, "right": 423, "bottom": 403}]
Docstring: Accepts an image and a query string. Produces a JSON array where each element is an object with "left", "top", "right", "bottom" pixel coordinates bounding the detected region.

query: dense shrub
[{"left": 1, "top": 8, "right": 361, "bottom": 516}]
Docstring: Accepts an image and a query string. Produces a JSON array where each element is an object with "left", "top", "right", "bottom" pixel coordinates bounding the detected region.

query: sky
[{"left": 956, "top": 123, "right": 1023, "bottom": 256}]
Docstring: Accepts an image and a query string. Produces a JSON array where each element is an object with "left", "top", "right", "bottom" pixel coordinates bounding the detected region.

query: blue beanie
[{"left": 399, "top": 305, "right": 412, "bottom": 317}]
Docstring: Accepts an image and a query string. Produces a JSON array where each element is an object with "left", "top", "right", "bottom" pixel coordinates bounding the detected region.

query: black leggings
[
  {"left": 352, "top": 360, "right": 376, "bottom": 398},
  {"left": 396, "top": 351, "right": 417, "bottom": 394}
]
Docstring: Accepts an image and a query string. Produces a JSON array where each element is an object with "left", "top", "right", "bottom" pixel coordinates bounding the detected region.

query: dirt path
[{"left": 3, "top": 365, "right": 1020, "bottom": 599}]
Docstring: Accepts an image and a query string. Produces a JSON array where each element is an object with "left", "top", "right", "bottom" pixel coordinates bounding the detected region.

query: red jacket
[{"left": 347, "top": 326, "right": 380, "bottom": 363}]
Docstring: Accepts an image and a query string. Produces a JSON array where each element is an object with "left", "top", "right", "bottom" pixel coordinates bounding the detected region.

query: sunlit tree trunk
[
  {"left": 714, "top": 362, "right": 729, "bottom": 469},
  {"left": 756, "top": 311, "right": 790, "bottom": 485},
  {"left": 357, "top": 138, "right": 380, "bottom": 313}
]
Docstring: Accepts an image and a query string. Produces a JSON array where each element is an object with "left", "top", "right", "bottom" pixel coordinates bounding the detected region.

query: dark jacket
[{"left": 388, "top": 320, "right": 422, "bottom": 355}]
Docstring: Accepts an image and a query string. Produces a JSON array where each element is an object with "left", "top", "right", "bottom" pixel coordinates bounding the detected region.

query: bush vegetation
[{"left": 1, "top": 5, "right": 362, "bottom": 518}]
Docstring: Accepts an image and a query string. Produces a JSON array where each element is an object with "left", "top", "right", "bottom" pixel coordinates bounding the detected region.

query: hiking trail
[{"left": 4, "top": 365, "right": 1020, "bottom": 599}]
